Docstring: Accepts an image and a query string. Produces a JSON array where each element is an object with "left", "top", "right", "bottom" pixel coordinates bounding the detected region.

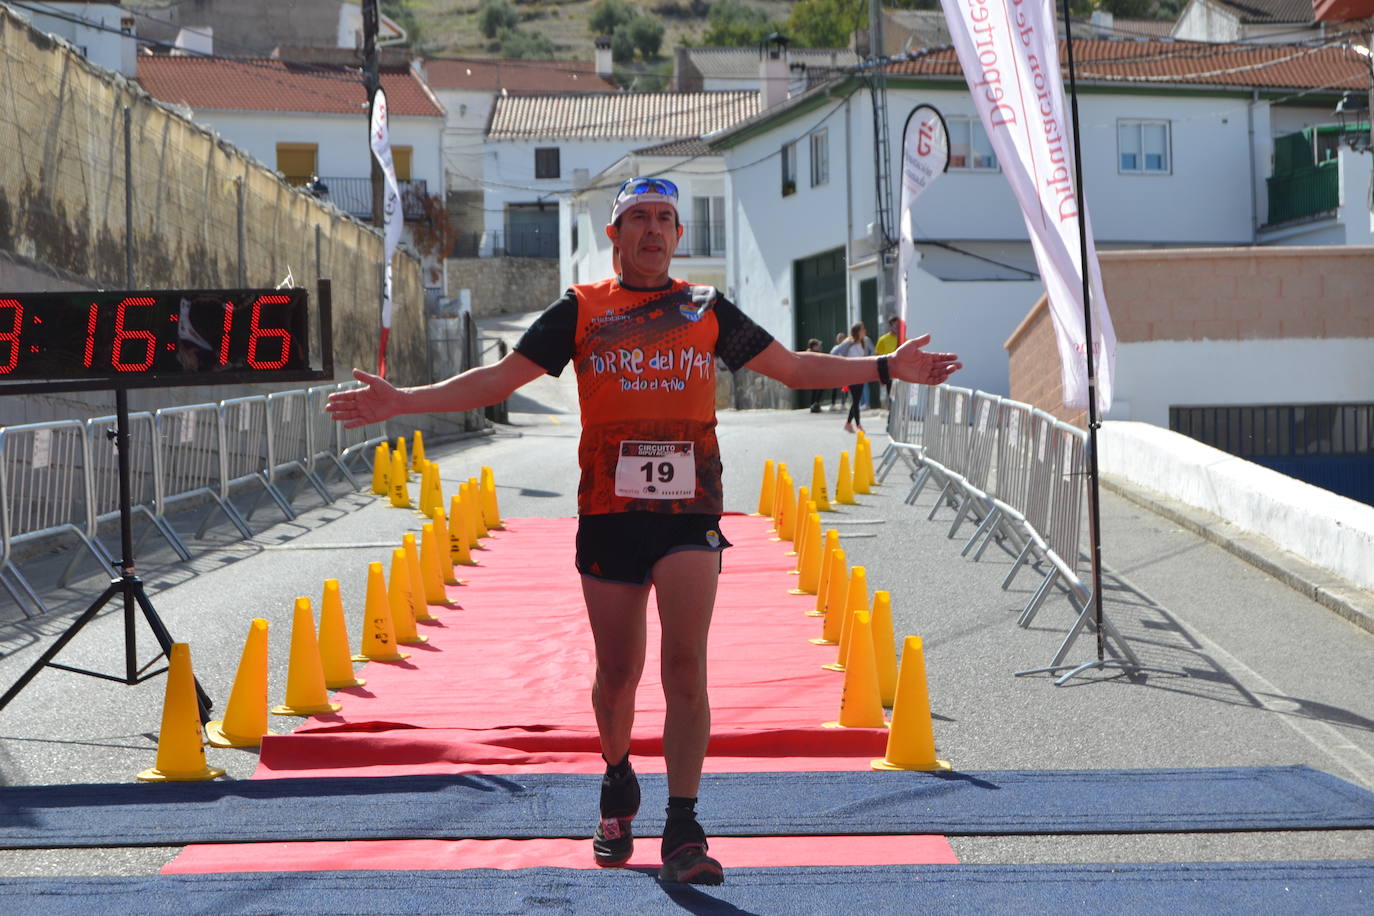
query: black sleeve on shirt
[
  {"left": 712, "top": 293, "right": 774, "bottom": 372},
  {"left": 513, "top": 289, "right": 578, "bottom": 377}
]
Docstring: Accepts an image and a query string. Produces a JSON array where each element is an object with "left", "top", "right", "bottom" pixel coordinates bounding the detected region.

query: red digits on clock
[
  {"left": 246, "top": 294, "right": 292, "bottom": 369},
  {"left": 112, "top": 297, "right": 157, "bottom": 372},
  {"left": 218, "top": 301, "right": 234, "bottom": 366},
  {"left": 0, "top": 300, "right": 22, "bottom": 374},
  {"left": 84, "top": 304, "right": 98, "bottom": 367}
]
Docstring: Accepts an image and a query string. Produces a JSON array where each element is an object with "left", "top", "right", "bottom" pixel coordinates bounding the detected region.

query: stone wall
[
  {"left": 446, "top": 257, "right": 560, "bottom": 317},
  {"left": 0, "top": 9, "right": 436, "bottom": 428}
]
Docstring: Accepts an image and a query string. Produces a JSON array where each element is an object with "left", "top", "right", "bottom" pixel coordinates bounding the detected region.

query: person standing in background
[
  {"left": 834, "top": 322, "right": 874, "bottom": 433},
  {"left": 874, "top": 315, "right": 903, "bottom": 408}
]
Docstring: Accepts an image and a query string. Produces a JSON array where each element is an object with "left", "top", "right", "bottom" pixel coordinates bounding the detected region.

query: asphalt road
[{"left": 1, "top": 312, "right": 1371, "bottom": 877}]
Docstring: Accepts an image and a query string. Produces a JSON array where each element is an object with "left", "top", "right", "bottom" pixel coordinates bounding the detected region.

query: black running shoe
[
  {"left": 592, "top": 764, "right": 639, "bottom": 867},
  {"left": 658, "top": 816, "right": 724, "bottom": 885}
]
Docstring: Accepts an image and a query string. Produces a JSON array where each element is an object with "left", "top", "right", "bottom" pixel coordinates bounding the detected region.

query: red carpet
[{"left": 166, "top": 513, "right": 955, "bottom": 872}]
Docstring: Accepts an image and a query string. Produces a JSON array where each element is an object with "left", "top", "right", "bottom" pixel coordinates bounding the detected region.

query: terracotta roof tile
[
  {"left": 488, "top": 92, "right": 759, "bottom": 140},
  {"left": 423, "top": 57, "right": 617, "bottom": 93},
  {"left": 135, "top": 55, "right": 445, "bottom": 117},
  {"left": 886, "top": 39, "right": 1369, "bottom": 91},
  {"left": 1210, "top": 0, "right": 1317, "bottom": 23}
]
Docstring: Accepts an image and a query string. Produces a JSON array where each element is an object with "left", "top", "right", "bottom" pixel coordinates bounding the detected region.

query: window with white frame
[
  {"left": 947, "top": 116, "right": 998, "bottom": 171},
  {"left": 1118, "top": 120, "right": 1170, "bottom": 174},
  {"left": 690, "top": 196, "right": 726, "bottom": 256},
  {"left": 810, "top": 129, "right": 829, "bottom": 187},
  {"left": 781, "top": 142, "right": 797, "bottom": 196}
]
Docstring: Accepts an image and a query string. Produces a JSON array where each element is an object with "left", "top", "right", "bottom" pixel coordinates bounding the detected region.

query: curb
[{"left": 1102, "top": 473, "right": 1374, "bottom": 638}]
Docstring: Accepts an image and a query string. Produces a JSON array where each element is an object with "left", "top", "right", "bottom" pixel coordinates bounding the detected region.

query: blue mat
[
  {"left": 3, "top": 766, "right": 1372, "bottom": 849},
  {"left": 1, "top": 862, "right": 1371, "bottom": 915}
]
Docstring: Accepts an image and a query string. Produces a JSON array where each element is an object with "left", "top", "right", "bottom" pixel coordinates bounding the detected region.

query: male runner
[{"left": 326, "top": 177, "right": 961, "bottom": 884}]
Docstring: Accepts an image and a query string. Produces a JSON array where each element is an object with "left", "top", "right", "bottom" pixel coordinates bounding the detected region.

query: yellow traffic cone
[
  {"left": 270, "top": 597, "right": 341, "bottom": 716},
  {"left": 810, "top": 456, "right": 832, "bottom": 512},
  {"left": 205, "top": 619, "right": 269, "bottom": 749},
  {"left": 873, "top": 636, "right": 951, "bottom": 771},
  {"left": 138, "top": 643, "right": 225, "bottom": 781},
  {"left": 769, "top": 471, "right": 789, "bottom": 540},
  {"left": 421, "top": 523, "right": 458, "bottom": 608},
  {"left": 790, "top": 502, "right": 815, "bottom": 569},
  {"left": 389, "top": 547, "right": 427, "bottom": 645},
  {"left": 777, "top": 478, "right": 798, "bottom": 542},
  {"left": 411, "top": 429, "right": 426, "bottom": 471},
  {"left": 395, "top": 436, "right": 409, "bottom": 477},
  {"left": 809, "top": 529, "right": 840, "bottom": 617},
  {"left": 353, "top": 561, "right": 409, "bottom": 662},
  {"left": 319, "top": 580, "right": 365, "bottom": 689},
  {"left": 796, "top": 508, "right": 824, "bottom": 596},
  {"left": 871, "top": 590, "right": 898, "bottom": 706},
  {"left": 787, "top": 486, "right": 810, "bottom": 551},
  {"left": 462, "top": 482, "right": 483, "bottom": 547},
  {"left": 469, "top": 478, "right": 490, "bottom": 540},
  {"left": 836, "top": 451, "right": 857, "bottom": 505},
  {"left": 371, "top": 442, "right": 390, "bottom": 495},
  {"left": 810, "top": 547, "right": 846, "bottom": 645},
  {"left": 448, "top": 494, "right": 476, "bottom": 566},
  {"left": 755, "top": 459, "right": 775, "bottom": 517},
  {"left": 403, "top": 533, "right": 440, "bottom": 622},
  {"left": 430, "top": 508, "right": 462, "bottom": 585},
  {"left": 824, "top": 566, "right": 868, "bottom": 671},
  {"left": 481, "top": 466, "right": 504, "bottom": 529},
  {"left": 429, "top": 462, "right": 446, "bottom": 519},
  {"left": 769, "top": 462, "right": 788, "bottom": 532},
  {"left": 855, "top": 436, "right": 875, "bottom": 493},
  {"left": 389, "top": 450, "right": 411, "bottom": 508},
  {"left": 418, "top": 461, "right": 435, "bottom": 518},
  {"left": 824, "top": 610, "right": 888, "bottom": 729}
]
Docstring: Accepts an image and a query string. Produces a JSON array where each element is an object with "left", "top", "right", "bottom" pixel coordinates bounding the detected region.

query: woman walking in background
[{"left": 834, "top": 322, "right": 873, "bottom": 433}]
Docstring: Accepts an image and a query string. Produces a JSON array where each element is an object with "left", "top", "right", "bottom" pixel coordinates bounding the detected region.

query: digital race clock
[{"left": 0, "top": 287, "right": 331, "bottom": 391}]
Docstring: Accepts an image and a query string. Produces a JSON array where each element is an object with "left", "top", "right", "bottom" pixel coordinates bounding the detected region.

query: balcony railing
[
  {"left": 683, "top": 220, "right": 725, "bottom": 258},
  {"left": 1265, "top": 161, "right": 1339, "bottom": 226},
  {"left": 310, "top": 177, "right": 428, "bottom": 221}
]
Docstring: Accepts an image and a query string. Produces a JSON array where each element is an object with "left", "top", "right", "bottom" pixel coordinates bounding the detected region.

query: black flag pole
[{"left": 1015, "top": 6, "right": 1180, "bottom": 685}]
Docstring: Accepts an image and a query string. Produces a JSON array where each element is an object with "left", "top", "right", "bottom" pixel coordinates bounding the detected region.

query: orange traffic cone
[
  {"left": 810, "top": 547, "right": 847, "bottom": 645},
  {"left": 824, "top": 566, "right": 868, "bottom": 672},
  {"left": 810, "top": 456, "right": 832, "bottom": 511},
  {"left": 462, "top": 482, "right": 484, "bottom": 547},
  {"left": 205, "top": 619, "right": 269, "bottom": 748},
  {"left": 403, "top": 533, "right": 440, "bottom": 622},
  {"left": 790, "top": 511, "right": 822, "bottom": 595},
  {"left": 138, "top": 643, "right": 225, "bottom": 781},
  {"left": 395, "top": 436, "right": 409, "bottom": 477},
  {"left": 418, "top": 461, "right": 435, "bottom": 518},
  {"left": 430, "top": 508, "right": 464, "bottom": 585},
  {"left": 769, "top": 462, "right": 788, "bottom": 532},
  {"left": 469, "top": 478, "right": 490, "bottom": 540},
  {"left": 873, "top": 636, "right": 951, "bottom": 771},
  {"left": 389, "top": 547, "right": 428, "bottom": 645},
  {"left": 481, "top": 466, "right": 504, "bottom": 529},
  {"left": 271, "top": 597, "right": 341, "bottom": 716},
  {"left": 787, "top": 486, "right": 810, "bottom": 551},
  {"left": 353, "top": 561, "right": 409, "bottom": 662},
  {"left": 855, "top": 435, "right": 875, "bottom": 493},
  {"left": 808, "top": 529, "right": 840, "bottom": 617},
  {"left": 871, "top": 590, "right": 898, "bottom": 706},
  {"left": 319, "top": 580, "right": 365, "bottom": 689},
  {"left": 824, "top": 610, "right": 888, "bottom": 729},
  {"left": 835, "top": 451, "right": 857, "bottom": 504},
  {"left": 411, "top": 429, "right": 426, "bottom": 471},
  {"left": 448, "top": 494, "right": 475, "bottom": 566},
  {"left": 755, "top": 459, "right": 775, "bottom": 516},
  {"left": 371, "top": 442, "right": 390, "bottom": 495}
]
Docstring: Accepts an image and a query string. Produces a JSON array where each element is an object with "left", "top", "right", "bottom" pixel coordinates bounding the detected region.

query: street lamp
[{"left": 1333, "top": 92, "right": 1371, "bottom": 154}]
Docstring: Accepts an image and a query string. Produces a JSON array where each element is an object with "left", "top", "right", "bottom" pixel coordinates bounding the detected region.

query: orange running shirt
[{"left": 515, "top": 277, "right": 773, "bottom": 515}]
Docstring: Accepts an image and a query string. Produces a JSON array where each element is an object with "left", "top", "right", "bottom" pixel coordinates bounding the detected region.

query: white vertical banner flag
[
  {"left": 938, "top": 0, "right": 1115, "bottom": 411},
  {"left": 898, "top": 105, "right": 951, "bottom": 333},
  {"left": 369, "top": 87, "right": 403, "bottom": 376}
]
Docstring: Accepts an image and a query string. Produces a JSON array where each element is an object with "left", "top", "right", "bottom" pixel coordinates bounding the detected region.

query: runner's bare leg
[
  {"left": 582, "top": 577, "right": 650, "bottom": 765},
  {"left": 651, "top": 549, "right": 718, "bottom": 798}
]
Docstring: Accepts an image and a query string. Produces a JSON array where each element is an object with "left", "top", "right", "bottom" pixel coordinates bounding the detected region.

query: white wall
[
  {"left": 22, "top": 2, "right": 136, "bottom": 76},
  {"left": 1172, "top": 0, "right": 1240, "bottom": 42},
  {"left": 196, "top": 111, "right": 444, "bottom": 187},
  {"left": 1113, "top": 337, "right": 1374, "bottom": 426},
  {"left": 433, "top": 89, "right": 496, "bottom": 193}
]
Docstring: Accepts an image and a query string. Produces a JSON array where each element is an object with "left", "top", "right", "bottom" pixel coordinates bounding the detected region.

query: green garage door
[{"left": 793, "top": 247, "right": 848, "bottom": 409}]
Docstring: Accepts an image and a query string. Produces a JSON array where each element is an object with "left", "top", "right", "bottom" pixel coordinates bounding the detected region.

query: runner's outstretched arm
[
  {"left": 742, "top": 335, "right": 961, "bottom": 390},
  {"left": 325, "top": 350, "right": 547, "bottom": 429}
]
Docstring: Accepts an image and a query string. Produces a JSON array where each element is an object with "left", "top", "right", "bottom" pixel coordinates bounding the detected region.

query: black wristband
[{"left": 876, "top": 355, "right": 891, "bottom": 385}]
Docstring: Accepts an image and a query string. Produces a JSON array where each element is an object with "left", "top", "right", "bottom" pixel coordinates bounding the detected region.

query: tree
[
  {"left": 1097, "top": 0, "right": 1155, "bottom": 17},
  {"left": 627, "top": 16, "right": 665, "bottom": 58},
  {"left": 787, "top": 0, "right": 869, "bottom": 49},
  {"left": 499, "top": 28, "right": 556, "bottom": 59},
  {"left": 478, "top": 0, "right": 519, "bottom": 40},
  {"left": 610, "top": 27, "right": 637, "bottom": 62},
  {"left": 700, "top": 0, "right": 778, "bottom": 47},
  {"left": 381, "top": 0, "right": 422, "bottom": 46},
  {"left": 589, "top": 0, "right": 637, "bottom": 36}
]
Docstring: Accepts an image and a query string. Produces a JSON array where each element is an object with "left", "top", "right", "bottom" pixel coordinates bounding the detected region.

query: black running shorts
[{"left": 575, "top": 512, "right": 732, "bottom": 585}]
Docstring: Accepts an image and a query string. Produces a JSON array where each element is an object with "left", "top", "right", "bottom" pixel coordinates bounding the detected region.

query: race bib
[{"left": 614, "top": 441, "right": 696, "bottom": 500}]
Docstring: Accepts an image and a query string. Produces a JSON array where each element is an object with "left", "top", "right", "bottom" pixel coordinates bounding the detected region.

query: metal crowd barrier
[
  {"left": 882, "top": 385, "right": 1096, "bottom": 636},
  {"left": 0, "top": 383, "right": 388, "bottom": 619}
]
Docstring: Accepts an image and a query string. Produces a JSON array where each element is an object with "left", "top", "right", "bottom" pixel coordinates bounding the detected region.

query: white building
[
  {"left": 9, "top": 1, "right": 138, "bottom": 76},
  {"left": 698, "top": 38, "right": 1372, "bottom": 399},
  {"left": 1171, "top": 0, "right": 1326, "bottom": 43}
]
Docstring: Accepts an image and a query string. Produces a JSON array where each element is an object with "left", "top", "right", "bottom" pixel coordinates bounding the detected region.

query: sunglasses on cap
[{"left": 616, "top": 177, "right": 679, "bottom": 199}]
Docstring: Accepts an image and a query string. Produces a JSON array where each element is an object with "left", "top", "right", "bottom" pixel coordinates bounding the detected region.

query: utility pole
[
  {"left": 868, "top": 0, "right": 895, "bottom": 322},
  {"left": 362, "top": 0, "right": 383, "bottom": 229}
]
